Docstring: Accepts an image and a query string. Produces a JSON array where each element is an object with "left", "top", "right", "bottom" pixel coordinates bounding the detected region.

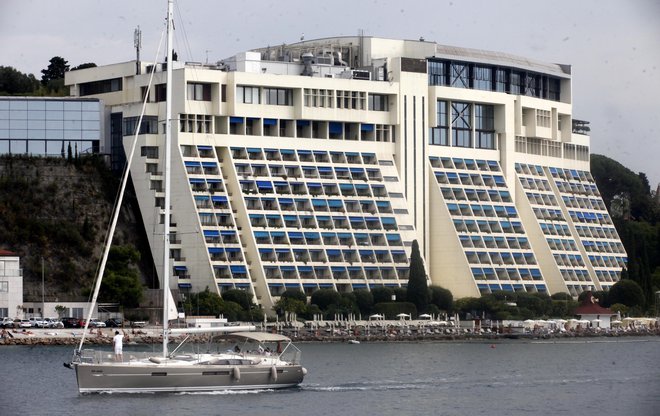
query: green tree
[
  {"left": 55, "top": 304, "right": 66, "bottom": 318},
  {"left": 274, "top": 296, "right": 306, "bottom": 316},
  {"left": 591, "top": 154, "right": 656, "bottom": 221},
  {"left": 352, "top": 289, "right": 374, "bottom": 315},
  {"left": 371, "top": 286, "right": 394, "bottom": 304},
  {"left": 221, "top": 289, "right": 252, "bottom": 311},
  {"left": 406, "top": 240, "right": 429, "bottom": 313},
  {"left": 454, "top": 297, "right": 482, "bottom": 318},
  {"left": 550, "top": 292, "right": 573, "bottom": 301},
  {"left": 183, "top": 288, "right": 223, "bottom": 316},
  {"left": 325, "top": 293, "right": 358, "bottom": 317},
  {"left": 429, "top": 285, "right": 453, "bottom": 312},
  {"left": 608, "top": 279, "right": 645, "bottom": 308},
  {"left": 393, "top": 287, "right": 407, "bottom": 302},
  {"left": 218, "top": 300, "right": 244, "bottom": 322},
  {"left": 0, "top": 66, "right": 40, "bottom": 95},
  {"left": 100, "top": 245, "right": 143, "bottom": 307},
  {"left": 70, "top": 62, "right": 97, "bottom": 71},
  {"left": 310, "top": 288, "right": 341, "bottom": 311},
  {"left": 41, "top": 56, "right": 69, "bottom": 85},
  {"left": 280, "top": 289, "right": 307, "bottom": 303}
]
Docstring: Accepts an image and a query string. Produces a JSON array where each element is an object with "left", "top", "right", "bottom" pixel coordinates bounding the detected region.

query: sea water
[{"left": 1, "top": 338, "right": 658, "bottom": 416}]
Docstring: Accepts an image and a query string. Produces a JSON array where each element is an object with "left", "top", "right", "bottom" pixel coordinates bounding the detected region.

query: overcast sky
[{"left": 2, "top": 0, "right": 659, "bottom": 187}]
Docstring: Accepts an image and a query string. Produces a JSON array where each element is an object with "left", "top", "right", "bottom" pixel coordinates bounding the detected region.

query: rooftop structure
[{"left": 64, "top": 36, "right": 626, "bottom": 311}]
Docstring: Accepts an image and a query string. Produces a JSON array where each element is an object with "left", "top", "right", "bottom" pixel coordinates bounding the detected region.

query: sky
[{"left": 2, "top": 0, "right": 659, "bottom": 187}]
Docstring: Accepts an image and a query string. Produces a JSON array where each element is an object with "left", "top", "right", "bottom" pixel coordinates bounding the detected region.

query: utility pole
[{"left": 41, "top": 257, "right": 45, "bottom": 318}]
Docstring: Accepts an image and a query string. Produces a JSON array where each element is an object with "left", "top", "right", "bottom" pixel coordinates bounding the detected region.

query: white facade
[
  {"left": 21, "top": 301, "right": 92, "bottom": 320},
  {"left": 0, "top": 251, "right": 23, "bottom": 319},
  {"left": 65, "top": 36, "right": 626, "bottom": 310}
]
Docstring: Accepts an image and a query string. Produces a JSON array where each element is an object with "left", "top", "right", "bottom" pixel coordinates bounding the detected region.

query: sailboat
[{"left": 66, "top": 0, "right": 306, "bottom": 393}]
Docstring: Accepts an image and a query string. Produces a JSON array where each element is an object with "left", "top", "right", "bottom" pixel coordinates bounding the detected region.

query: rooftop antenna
[
  {"left": 134, "top": 26, "right": 142, "bottom": 74},
  {"left": 205, "top": 50, "right": 211, "bottom": 64}
]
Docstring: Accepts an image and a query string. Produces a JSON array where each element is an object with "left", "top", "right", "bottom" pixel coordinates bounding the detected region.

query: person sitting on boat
[
  {"left": 233, "top": 345, "right": 241, "bottom": 353},
  {"left": 113, "top": 330, "right": 124, "bottom": 362}
]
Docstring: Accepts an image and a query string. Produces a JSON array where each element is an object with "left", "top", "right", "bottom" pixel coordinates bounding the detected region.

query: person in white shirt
[{"left": 113, "top": 330, "right": 124, "bottom": 361}]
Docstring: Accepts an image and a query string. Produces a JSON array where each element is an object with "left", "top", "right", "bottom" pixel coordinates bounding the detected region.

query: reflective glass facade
[{"left": 0, "top": 98, "right": 102, "bottom": 156}]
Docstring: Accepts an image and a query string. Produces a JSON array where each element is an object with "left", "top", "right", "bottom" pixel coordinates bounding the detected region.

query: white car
[
  {"left": 17, "top": 319, "right": 32, "bottom": 328},
  {"left": 88, "top": 318, "right": 106, "bottom": 328},
  {"left": 44, "top": 318, "right": 64, "bottom": 328}
]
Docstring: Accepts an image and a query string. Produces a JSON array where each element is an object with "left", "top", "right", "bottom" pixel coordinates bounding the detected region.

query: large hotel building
[{"left": 65, "top": 36, "right": 626, "bottom": 311}]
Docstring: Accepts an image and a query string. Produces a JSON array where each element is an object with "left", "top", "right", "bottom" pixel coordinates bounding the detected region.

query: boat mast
[{"left": 162, "top": 0, "right": 174, "bottom": 358}]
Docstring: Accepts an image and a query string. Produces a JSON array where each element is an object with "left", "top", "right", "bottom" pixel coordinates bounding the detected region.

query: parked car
[
  {"left": 87, "top": 318, "right": 106, "bottom": 328},
  {"left": 105, "top": 318, "right": 124, "bottom": 328},
  {"left": 44, "top": 318, "right": 64, "bottom": 329},
  {"left": 17, "top": 319, "right": 32, "bottom": 328},
  {"left": 131, "top": 321, "right": 147, "bottom": 328},
  {"left": 32, "top": 317, "right": 49, "bottom": 328},
  {"left": 1, "top": 318, "right": 14, "bottom": 328},
  {"left": 61, "top": 317, "right": 81, "bottom": 328}
]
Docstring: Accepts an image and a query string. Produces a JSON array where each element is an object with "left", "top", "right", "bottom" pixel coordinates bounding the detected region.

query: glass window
[
  {"left": 475, "top": 104, "right": 495, "bottom": 149},
  {"left": 548, "top": 78, "right": 560, "bottom": 101},
  {"left": 263, "top": 88, "right": 292, "bottom": 105},
  {"left": 473, "top": 66, "right": 492, "bottom": 91},
  {"left": 525, "top": 73, "right": 541, "bottom": 97},
  {"left": 27, "top": 140, "right": 46, "bottom": 155},
  {"left": 186, "top": 83, "right": 211, "bottom": 101},
  {"left": 368, "top": 94, "right": 389, "bottom": 111},
  {"left": 79, "top": 78, "right": 122, "bottom": 96},
  {"left": 45, "top": 101, "right": 63, "bottom": 111},
  {"left": 237, "top": 86, "right": 260, "bottom": 104},
  {"left": 46, "top": 129, "right": 63, "bottom": 139},
  {"left": 27, "top": 119, "right": 46, "bottom": 129},
  {"left": 452, "top": 102, "right": 471, "bottom": 148},
  {"left": 82, "top": 101, "right": 99, "bottom": 112},
  {"left": 27, "top": 129, "right": 45, "bottom": 139},
  {"left": 64, "top": 101, "right": 82, "bottom": 111},
  {"left": 428, "top": 60, "right": 448, "bottom": 86},
  {"left": 510, "top": 71, "right": 524, "bottom": 95},
  {"left": 9, "top": 129, "right": 27, "bottom": 139},
  {"left": 27, "top": 100, "right": 45, "bottom": 111},
  {"left": 450, "top": 63, "right": 469, "bottom": 88},
  {"left": 430, "top": 100, "right": 449, "bottom": 146},
  {"left": 10, "top": 140, "right": 26, "bottom": 153},
  {"left": 495, "top": 69, "right": 507, "bottom": 92},
  {"left": 81, "top": 111, "right": 99, "bottom": 121}
]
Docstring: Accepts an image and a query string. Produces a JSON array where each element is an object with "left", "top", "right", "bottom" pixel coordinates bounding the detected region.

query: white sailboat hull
[{"left": 74, "top": 360, "right": 306, "bottom": 393}]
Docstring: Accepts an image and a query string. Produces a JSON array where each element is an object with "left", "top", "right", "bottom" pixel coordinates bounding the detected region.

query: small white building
[
  {"left": 574, "top": 291, "right": 616, "bottom": 329},
  {"left": 22, "top": 301, "right": 92, "bottom": 319},
  {"left": 0, "top": 250, "right": 23, "bottom": 319},
  {"left": 185, "top": 316, "right": 228, "bottom": 328}
]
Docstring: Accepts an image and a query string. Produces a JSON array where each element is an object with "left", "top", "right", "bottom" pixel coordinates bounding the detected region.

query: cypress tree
[{"left": 407, "top": 240, "right": 429, "bottom": 314}]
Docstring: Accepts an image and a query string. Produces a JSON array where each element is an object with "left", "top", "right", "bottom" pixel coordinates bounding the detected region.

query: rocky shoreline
[{"left": 2, "top": 328, "right": 658, "bottom": 346}]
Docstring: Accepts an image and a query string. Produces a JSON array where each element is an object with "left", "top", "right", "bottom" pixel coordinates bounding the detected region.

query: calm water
[{"left": 1, "top": 338, "right": 658, "bottom": 416}]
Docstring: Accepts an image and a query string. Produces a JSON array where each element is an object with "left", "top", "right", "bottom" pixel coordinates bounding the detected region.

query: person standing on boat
[{"left": 113, "top": 330, "right": 124, "bottom": 361}]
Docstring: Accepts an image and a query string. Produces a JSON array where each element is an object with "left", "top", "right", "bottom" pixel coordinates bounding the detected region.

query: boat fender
[
  {"left": 270, "top": 366, "right": 278, "bottom": 381},
  {"left": 302, "top": 367, "right": 308, "bottom": 375},
  {"left": 233, "top": 366, "right": 241, "bottom": 381}
]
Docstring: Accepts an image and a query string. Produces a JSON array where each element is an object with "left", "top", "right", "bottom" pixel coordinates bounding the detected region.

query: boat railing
[{"left": 78, "top": 349, "right": 163, "bottom": 364}]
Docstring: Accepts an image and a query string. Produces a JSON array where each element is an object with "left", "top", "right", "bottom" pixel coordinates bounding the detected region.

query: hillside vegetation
[{"left": 0, "top": 155, "right": 151, "bottom": 302}]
